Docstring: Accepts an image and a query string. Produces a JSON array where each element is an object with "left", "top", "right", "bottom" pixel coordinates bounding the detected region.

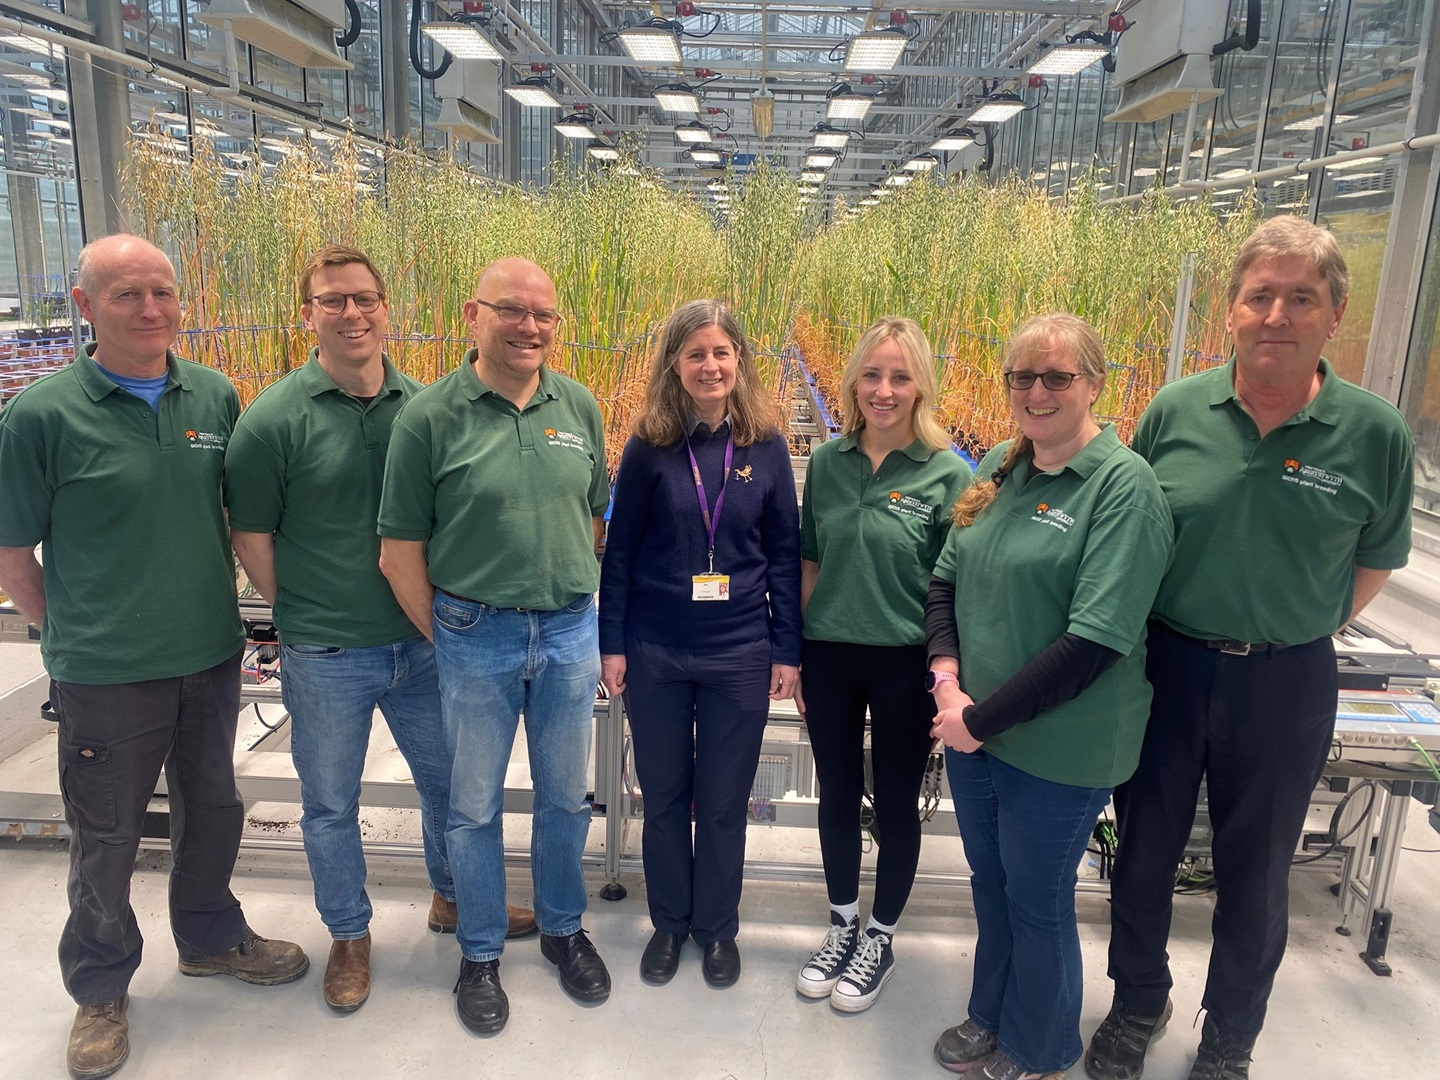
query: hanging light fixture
[
  {"left": 826, "top": 84, "right": 873, "bottom": 121},
  {"left": 421, "top": 22, "right": 503, "bottom": 61},
  {"left": 930, "top": 126, "right": 976, "bottom": 152},
  {"left": 966, "top": 91, "right": 1026, "bottom": 124},
  {"left": 904, "top": 152, "right": 939, "bottom": 171},
  {"left": 844, "top": 26, "right": 908, "bottom": 72},
  {"left": 554, "top": 112, "right": 598, "bottom": 139},
  {"left": 674, "top": 120, "right": 712, "bottom": 143},
  {"left": 811, "top": 123, "right": 851, "bottom": 150},
  {"left": 616, "top": 20, "right": 683, "bottom": 65},
  {"left": 652, "top": 84, "right": 702, "bottom": 113},
  {"left": 804, "top": 148, "right": 840, "bottom": 169},
  {"left": 504, "top": 77, "right": 562, "bottom": 108},
  {"left": 587, "top": 141, "right": 620, "bottom": 161}
]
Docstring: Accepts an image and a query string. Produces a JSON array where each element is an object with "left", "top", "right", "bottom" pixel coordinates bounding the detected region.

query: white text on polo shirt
[
  {"left": 184, "top": 429, "right": 227, "bottom": 451},
  {"left": 1030, "top": 502, "right": 1074, "bottom": 532},
  {"left": 886, "top": 491, "right": 935, "bottom": 523},
  {"left": 1281, "top": 458, "right": 1343, "bottom": 496},
  {"left": 543, "top": 427, "right": 587, "bottom": 452}
]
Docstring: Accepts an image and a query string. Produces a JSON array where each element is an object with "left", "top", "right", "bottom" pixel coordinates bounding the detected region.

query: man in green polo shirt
[
  {"left": 1087, "top": 218, "right": 1414, "bottom": 1080},
  {"left": 378, "top": 257, "right": 611, "bottom": 1035},
  {"left": 0, "top": 234, "right": 307, "bottom": 1080},
  {"left": 225, "top": 245, "right": 537, "bottom": 1016}
]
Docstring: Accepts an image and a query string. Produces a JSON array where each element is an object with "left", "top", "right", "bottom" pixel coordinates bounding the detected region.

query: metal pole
[{"left": 1165, "top": 252, "right": 1198, "bottom": 384}]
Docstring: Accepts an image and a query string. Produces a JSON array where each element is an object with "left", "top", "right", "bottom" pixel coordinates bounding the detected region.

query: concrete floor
[{"left": 2, "top": 646, "right": 1439, "bottom": 1079}]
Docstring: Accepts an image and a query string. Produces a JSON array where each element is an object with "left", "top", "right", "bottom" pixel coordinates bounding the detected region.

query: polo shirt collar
[
  {"left": 1056, "top": 423, "right": 1122, "bottom": 480},
  {"left": 75, "top": 341, "right": 187, "bottom": 402},
  {"left": 297, "top": 347, "right": 405, "bottom": 400},
  {"left": 835, "top": 429, "right": 935, "bottom": 462},
  {"left": 1209, "top": 355, "right": 1342, "bottom": 426},
  {"left": 458, "top": 347, "right": 559, "bottom": 408}
]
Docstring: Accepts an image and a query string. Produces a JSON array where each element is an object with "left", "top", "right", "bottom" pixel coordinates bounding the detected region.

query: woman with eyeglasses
[
  {"left": 597, "top": 299, "right": 801, "bottom": 989},
  {"left": 924, "top": 313, "right": 1173, "bottom": 1080},
  {"left": 794, "top": 317, "right": 972, "bottom": 1013}
]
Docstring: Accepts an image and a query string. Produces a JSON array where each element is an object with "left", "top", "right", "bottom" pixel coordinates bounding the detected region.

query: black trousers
[
  {"left": 1107, "top": 626, "right": 1336, "bottom": 1036},
  {"left": 53, "top": 650, "right": 250, "bottom": 1004},
  {"left": 623, "top": 636, "right": 772, "bottom": 945},
  {"left": 801, "top": 638, "right": 936, "bottom": 926}
]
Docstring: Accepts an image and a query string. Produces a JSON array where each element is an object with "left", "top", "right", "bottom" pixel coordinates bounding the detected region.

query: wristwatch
[{"left": 924, "top": 670, "right": 958, "bottom": 693}]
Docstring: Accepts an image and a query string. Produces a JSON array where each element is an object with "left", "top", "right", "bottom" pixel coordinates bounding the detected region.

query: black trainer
[
  {"left": 453, "top": 958, "right": 508, "bottom": 1034},
  {"left": 1188, "top": 1016, "right": 1254, "bottom": 1080},
  {"left": 541, "top": 929, "right": 612, "bottom": 1003},
  {"left": 795, "top": 912, "right": 859, "bottom": 998},
  {"left": 1084, "top": 996, "right": 1173, "bottom": 1080}
]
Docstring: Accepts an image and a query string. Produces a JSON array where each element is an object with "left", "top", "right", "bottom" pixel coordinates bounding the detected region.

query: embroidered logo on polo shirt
[
  {"left": 184, "top": 429, "right": 226, "bottom": 451},
  {"left": 1280, "top": 458, "right": 1343, "bottom": 496},
  {"left": 886, "top": 491, "right": 935, "bottom": 523},
  {"left": 1031, "top": 503, "right": 1075, "bottom": 532},
  {"left": 733, "top": 465, "right": 754, "bottom": 482},
  {"left": 544, "top": 428, "right": 587, "bottom": 452}
]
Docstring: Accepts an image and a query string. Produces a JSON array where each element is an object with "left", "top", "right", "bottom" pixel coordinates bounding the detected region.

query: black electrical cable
[
  {"left": 337, "top": 0, "right": 362, "bottom": 48},
  {"left": 410, "top": 0, "right": 452, "bottom": 80}
]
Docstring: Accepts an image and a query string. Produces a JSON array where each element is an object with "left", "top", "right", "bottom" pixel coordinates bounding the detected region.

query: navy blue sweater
[{"left": 599, "top": 426, "right": 802, "bottom": 665}]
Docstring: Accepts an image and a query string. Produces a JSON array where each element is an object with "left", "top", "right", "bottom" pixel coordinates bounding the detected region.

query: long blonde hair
[
  {"left": 839, "top": 316, "right": 951, "bottom": 451},
  {"left": 952, "top": 312, "right": 1107, "bottom": 526},
  {"left": 632, "top": 299, "right": 780, "bottom": 447}
]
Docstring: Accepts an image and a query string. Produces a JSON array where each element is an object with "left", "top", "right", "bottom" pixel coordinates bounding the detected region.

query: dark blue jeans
[
  {"left": 281, "top": 636, "right": 453, "bottom": 939},
  {"left": 623, "top": 636, "right": 771, "bottom": 945},
  {"left": 948, "top": 749, "right": 1112, "bottom": 1074}
]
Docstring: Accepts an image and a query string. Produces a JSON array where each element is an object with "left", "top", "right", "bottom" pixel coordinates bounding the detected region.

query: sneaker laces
[
  {"left": 804, "top": 920, "right": 856, "bottom": 975},
  {"left": 840, "top": 930, "right": 889, "bottom": 985}
]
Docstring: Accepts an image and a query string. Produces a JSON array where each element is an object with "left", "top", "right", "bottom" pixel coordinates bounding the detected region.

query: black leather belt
[
  {"left": 438, "top": 588, "right": 527, "bottom": 612},
  {"left": 1150, "top": 620, "right": 1292, "bottom": 657}
]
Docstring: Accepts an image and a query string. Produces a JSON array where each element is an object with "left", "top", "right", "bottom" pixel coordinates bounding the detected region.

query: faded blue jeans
[
  {"left": 282, "top": 636, "right": 453, "bottom": 939},
  {"left": 948, "top": 748, "right": 1113, "bottom": 1074},
  {"left": 432, "top": 590, "right": 601, "bottom": 962}
]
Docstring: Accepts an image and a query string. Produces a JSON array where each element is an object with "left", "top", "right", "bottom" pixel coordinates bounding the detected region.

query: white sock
[
  {"left": 866, "top": 915, "right": 897, "bottom": 936},
  {"left": 831, "top": 901, "right": 860, "bottom": 923}
]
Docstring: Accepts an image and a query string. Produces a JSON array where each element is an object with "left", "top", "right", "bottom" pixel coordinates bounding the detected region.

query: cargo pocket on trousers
[{"left": 58, "top": 740, "right": 117, "bottom": 833}]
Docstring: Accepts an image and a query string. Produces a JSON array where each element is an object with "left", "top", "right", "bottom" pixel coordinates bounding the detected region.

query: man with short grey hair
[{"left": 0, "top": 234, "right": 307, "bottom": 1080}]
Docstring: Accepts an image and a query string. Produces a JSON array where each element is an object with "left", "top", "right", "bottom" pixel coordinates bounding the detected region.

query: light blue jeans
[
  {"left": 432, "top": 590, "right": 601, "bottom": 962},
  {"left": 282, "top": 636, "right": 453, "bottom": 939}
]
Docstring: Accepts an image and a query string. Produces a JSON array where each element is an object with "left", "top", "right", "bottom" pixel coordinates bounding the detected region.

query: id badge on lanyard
[{"left": 688, "top": 434, "right": 733, "bottom": 602}]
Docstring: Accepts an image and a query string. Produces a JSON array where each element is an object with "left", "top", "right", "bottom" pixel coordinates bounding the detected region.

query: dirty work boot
[
  {"left": 177, "top": 930, "right": 309, "bottom": 985},
  {"left": 67, "top": 994, "right": 128, "bottom": 1080},
  {"left": 1188, "top": 1016, "right": 1254, "bottom": 1080}
]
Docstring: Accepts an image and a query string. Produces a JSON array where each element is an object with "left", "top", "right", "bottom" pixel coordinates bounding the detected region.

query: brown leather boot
[
  {"left": 505, "top": 904, "right": 538, "bottom": 939},
  {"left": 427, "top": 892, "right": 458, "bottom": 934},
  {"left": 323, "top": 933, "right": 371, "bottom": 1012},
  {"left": 67, "top": 994, "right": 129, "bottom": 1080},
  {"left": 427, "top": 893, "right": 538, "bottom": 939}
]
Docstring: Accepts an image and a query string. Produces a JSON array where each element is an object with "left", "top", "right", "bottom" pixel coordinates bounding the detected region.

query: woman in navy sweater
[{"left": 599, "top": 299, "right": 802, "bottom": 989}]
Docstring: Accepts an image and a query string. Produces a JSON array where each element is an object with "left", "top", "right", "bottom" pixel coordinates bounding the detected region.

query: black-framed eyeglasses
[
  {"left": 1003, "top": 369, "right": 1085, "bottom": 391},
  {"left": 473, "top": 298, "right": 562, "bottom": 330},
  {"left": 308, "top": 291, "right": 384, "bottom": 314}
]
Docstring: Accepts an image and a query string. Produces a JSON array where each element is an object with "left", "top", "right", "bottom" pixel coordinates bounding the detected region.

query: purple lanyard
[{"left": 686, "top": 433, "right": 734, "bottom": 574}]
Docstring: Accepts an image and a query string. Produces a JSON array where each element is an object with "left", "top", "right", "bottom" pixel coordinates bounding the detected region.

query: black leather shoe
[
  {"left": 640, "top": 930, "right": 686, "bottom": 985},
  {"left": 454, "top": 958, "right": 508, "bottom": 1034},
  {"left": 702, "top": 939, "right": 741, "bottom": 988},
  {"left": 540, "top": 929, "right": 611, "bottom": 1003}
]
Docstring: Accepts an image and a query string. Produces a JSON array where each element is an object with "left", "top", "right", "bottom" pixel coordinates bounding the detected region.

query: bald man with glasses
[{"left": 378, "top": 258, "right": 612, "bottom": 1035}]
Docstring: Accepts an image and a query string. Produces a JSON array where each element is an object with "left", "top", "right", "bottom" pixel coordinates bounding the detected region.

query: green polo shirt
[
  {"left": 932, "top": 425, "right": 1173, "bottom": 788},
  {"left": 0, "top": 344, "right": 243, "bottom": 684},
  {"left": 225, "top": 351, "right": 423, "bottom": 647},
  {"left": 1135, "top": 358, "right": 1413, "bottom": 645},
  {"left": 377, "top": 353, "right": 609, "bottom": 610},
  {"left": 802, "top": 434, "right": 972, "bottom": 646}
]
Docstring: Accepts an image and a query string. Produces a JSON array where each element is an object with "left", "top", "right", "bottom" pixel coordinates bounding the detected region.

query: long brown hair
[
  {"left": 632, "top": 299, "right": 780, "bottom": 447},
  {"left": 951, "top": 312, "right": 1107, "bottom": 526}
]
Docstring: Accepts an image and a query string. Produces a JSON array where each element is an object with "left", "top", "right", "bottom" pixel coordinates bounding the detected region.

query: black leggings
[{"left": 801, "top": 638, "right": 936, "bottom": 926}]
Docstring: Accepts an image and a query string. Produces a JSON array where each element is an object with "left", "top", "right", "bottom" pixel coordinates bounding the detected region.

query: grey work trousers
[{"left": 52, "top": 649, "right": 250, "bottom": 1004}]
